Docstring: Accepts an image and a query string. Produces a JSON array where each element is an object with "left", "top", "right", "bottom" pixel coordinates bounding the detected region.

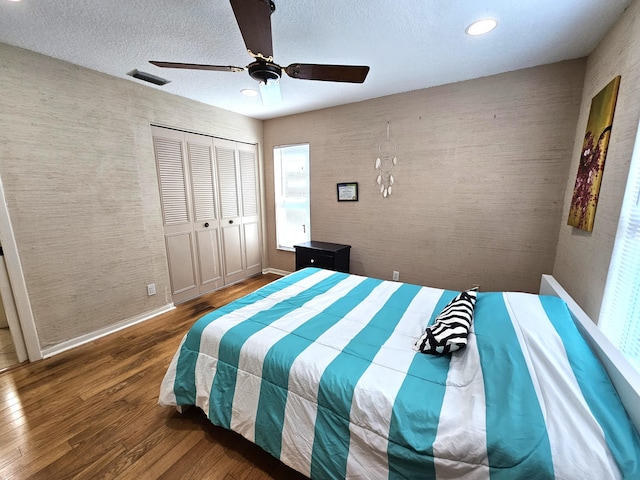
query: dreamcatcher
[{"left": 375, "top": 122, "right": 397, "bottom": 198}]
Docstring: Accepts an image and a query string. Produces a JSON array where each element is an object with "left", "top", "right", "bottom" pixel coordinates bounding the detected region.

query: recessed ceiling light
[
  {"left": 465, "top": 18, "right": 498, "bottom": 36},
  {"left": 241, "top": 88, "right": 258, "bottom": 97}
]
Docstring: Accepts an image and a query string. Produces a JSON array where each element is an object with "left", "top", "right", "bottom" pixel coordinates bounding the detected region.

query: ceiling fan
[{"left": 150, "top": 0, "right": 370, "bottom": 105}]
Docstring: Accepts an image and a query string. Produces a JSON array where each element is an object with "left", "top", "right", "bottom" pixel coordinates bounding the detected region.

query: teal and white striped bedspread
[{"left": 159, "top": 267, "right": 640, "bottom": 479}]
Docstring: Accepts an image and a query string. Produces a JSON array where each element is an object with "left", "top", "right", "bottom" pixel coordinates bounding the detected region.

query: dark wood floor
[{"left": 0, "top": 274, "right": 310, "bottom": 480}]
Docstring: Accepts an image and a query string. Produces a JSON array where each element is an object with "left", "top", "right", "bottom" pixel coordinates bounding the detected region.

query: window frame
[
  {"left": 273, "top": 143, "right": 311, "bottom": 252},
  {"left": 599, "top": 119, "right": 640, "bottom": 374}
]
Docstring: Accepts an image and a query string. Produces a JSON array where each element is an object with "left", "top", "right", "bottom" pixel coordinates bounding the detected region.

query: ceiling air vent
[{"left": 127, "top": 69, "right": 170, "bottom": 86}]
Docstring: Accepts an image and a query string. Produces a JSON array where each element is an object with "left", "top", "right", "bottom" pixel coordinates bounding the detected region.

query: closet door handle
[
  {"left": 229, "top": 220, "right": 234, "bottom": 224},
  {"left": 204, "top": 222, "right": 209, "bottom": 228}
]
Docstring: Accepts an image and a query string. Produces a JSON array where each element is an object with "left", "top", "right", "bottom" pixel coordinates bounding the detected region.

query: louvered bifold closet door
[
  {"left": 215, "top": 138, "right": 245, "bottom": 285},
  {"left": 238, "top": 142, "right": 262, "bottom": 276},
  {"left": 186, "top": 133, "right": 223, "bottom": 294},
  {"left": 153, "top": 127, "right": 262, "bottom": 301},
  {"left": 152, "top": 126, "right": 199, "bottom": 303}
]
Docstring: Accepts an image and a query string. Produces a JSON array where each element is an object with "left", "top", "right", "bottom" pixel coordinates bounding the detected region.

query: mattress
[{"left": 159, "top": 267, "right": 640, "bottom": 479}]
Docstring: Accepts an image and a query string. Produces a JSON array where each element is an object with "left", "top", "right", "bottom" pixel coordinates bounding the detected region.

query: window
[
  {"left": 599, "top": 121, "right": 640, "bottom": 373},
  {"left": 274, "top": 144, "right": 310, "bottom": 250}
]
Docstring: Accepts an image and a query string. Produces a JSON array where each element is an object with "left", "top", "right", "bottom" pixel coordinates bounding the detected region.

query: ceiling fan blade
[
  {"left": 149, "top": 61, "right": 244, "bottom": 72},
  {"left": 229, "top": 0, "right": 274, "bottom": 60},
  {"left": 284, "top": 64, "right": 370, "bottom": 83}
]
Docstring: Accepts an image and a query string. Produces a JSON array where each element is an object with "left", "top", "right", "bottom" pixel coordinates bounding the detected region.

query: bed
[{"left": 159, "top": 267, "right": 640, "bottom": 479}]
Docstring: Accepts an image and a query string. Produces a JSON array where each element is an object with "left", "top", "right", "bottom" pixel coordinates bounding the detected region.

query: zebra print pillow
[{"left": 414, "top": 288, "right": 478, "bottom": 355}]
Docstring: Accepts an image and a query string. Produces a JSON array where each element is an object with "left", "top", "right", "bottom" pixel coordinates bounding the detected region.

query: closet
[{"left": 152, "top": 126, "right": 261, "bottom": 304}]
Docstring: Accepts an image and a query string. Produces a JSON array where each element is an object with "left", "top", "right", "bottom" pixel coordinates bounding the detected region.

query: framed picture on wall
[
  {"left": 337, "top": 182, "right": 358, "bottom": 201},
  {"left": 567, "top": 76, "right": 621, "bottom": 232}
]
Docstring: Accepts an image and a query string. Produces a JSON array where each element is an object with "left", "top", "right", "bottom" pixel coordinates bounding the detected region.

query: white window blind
[
  {"left": 599, "top": 122, "right": 640, "bottom": 373},
  {"left": 274, "top": 144, "right": 310, "bottom": 250}
]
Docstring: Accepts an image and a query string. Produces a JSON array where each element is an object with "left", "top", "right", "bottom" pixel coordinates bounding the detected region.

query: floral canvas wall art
[{"left": 567, "top": 76, "right": 621, "bottom": 232}]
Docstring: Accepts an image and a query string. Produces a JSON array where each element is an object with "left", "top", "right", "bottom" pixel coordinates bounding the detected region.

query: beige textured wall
[
  {"left": 264, "top": 60, "right": 586, "bottom": 293},
  {"left": 0, "top": 43, "right": 263, "bottom": 349},
  {"left": 553, "top": 0, "right": 640, "bottom": 322}
]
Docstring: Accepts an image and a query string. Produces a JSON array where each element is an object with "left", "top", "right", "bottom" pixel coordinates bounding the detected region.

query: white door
[
  {"left": 238, "top": 142, "right": 262, "bottom": 277},
  {"left": 153, "top": 128, "right": 198, "bottom": 304},
  {"left": 153, "top": 127, "right": 224, "bottom": 303},
  {"left": 215, "top": 139, "right": 262, "bottom": 285},
  {"left": 216, "top": 139, "right": 245, "bottom": 285},
  {"left": 185, "top": 133, "right": 224, "bottom": 295}
]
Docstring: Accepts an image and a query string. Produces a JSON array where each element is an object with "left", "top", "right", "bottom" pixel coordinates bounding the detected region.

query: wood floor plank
[
  {"left": 70, "top": 443, "right": 129, "bottom": 480},
  {"left": 156, "top": 436, "right": 230, "bottom": 480},
  {"left": 0, "top": 274, "right": 314, "bottom": 480},
  {"left": 114, "top": 413, "right": 205, "bottom": 479},
  {"left": 0, "top": 352, "right": 114, "bottom": 414},
  {"left": 25, "top": 437, "right": 126, "bottom": 480},
  {"left": 0, "top": 440, "right": 73, "bottom": 480},
  {"left": 0, "top": 446, "right": 22, "bottom": 471}
]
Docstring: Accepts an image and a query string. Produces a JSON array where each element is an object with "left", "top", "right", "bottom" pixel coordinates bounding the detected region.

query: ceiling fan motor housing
[{"left": 248, "top": 60, "right": 281, "bottom": 82}]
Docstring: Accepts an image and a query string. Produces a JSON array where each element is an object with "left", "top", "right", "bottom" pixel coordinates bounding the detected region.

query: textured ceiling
[{"left": 0, "top": 0, "right": 632, "bottom": 120}]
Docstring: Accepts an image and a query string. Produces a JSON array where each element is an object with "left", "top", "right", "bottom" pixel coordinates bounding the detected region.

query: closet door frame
[{"left": 153, "top": 127, "right": 261, "bottom": 304}]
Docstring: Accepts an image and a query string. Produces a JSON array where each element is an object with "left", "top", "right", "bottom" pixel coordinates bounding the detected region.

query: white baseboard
[
  {"left": 262, "top": 267, "right": 291, "bottom": 276},
  {"left": 41, "top": 303, "right": 175, "bottom": 359},
  {"left": 42, "top": 270, "right": 289, "bottom": 359}
]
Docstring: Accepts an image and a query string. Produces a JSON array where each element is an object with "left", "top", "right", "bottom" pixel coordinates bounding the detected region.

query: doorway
[
  {"left": 0, "top": 174, "right": 39, "bottom": 365},
  {"left": 0, "top": 250, "right": 20, "bottom": 370}
]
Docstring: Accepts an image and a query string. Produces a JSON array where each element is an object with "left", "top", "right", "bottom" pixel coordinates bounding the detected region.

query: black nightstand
[{"left": 294, "top": 241, "right": 351, "bottom": 273}]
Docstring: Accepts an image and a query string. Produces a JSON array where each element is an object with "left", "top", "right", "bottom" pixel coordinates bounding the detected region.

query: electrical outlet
[
  {"left": 392, "top": 271, "right": 399, "bottom": 281},
  {"left": 147, "top": 283, "right": 156, "bottom": 296}
]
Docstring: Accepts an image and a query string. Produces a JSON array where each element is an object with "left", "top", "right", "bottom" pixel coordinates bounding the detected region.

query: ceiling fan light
[
  {"left": 259, "top": 79, "right": 281, "bottom": 105},
  {"left": 465, "top": 18, "right": 498, "bottom": 36},
  {"left": 241, "top": 88, "right": 258, "bottom": 97}
]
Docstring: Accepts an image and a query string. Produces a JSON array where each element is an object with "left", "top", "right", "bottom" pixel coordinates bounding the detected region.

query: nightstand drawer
[
  {"left": 294, "top": 241, "right": 351, "bottom": 273},
  {"left": 296, "top": 250, "right": 335, "bottom": 270}
]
